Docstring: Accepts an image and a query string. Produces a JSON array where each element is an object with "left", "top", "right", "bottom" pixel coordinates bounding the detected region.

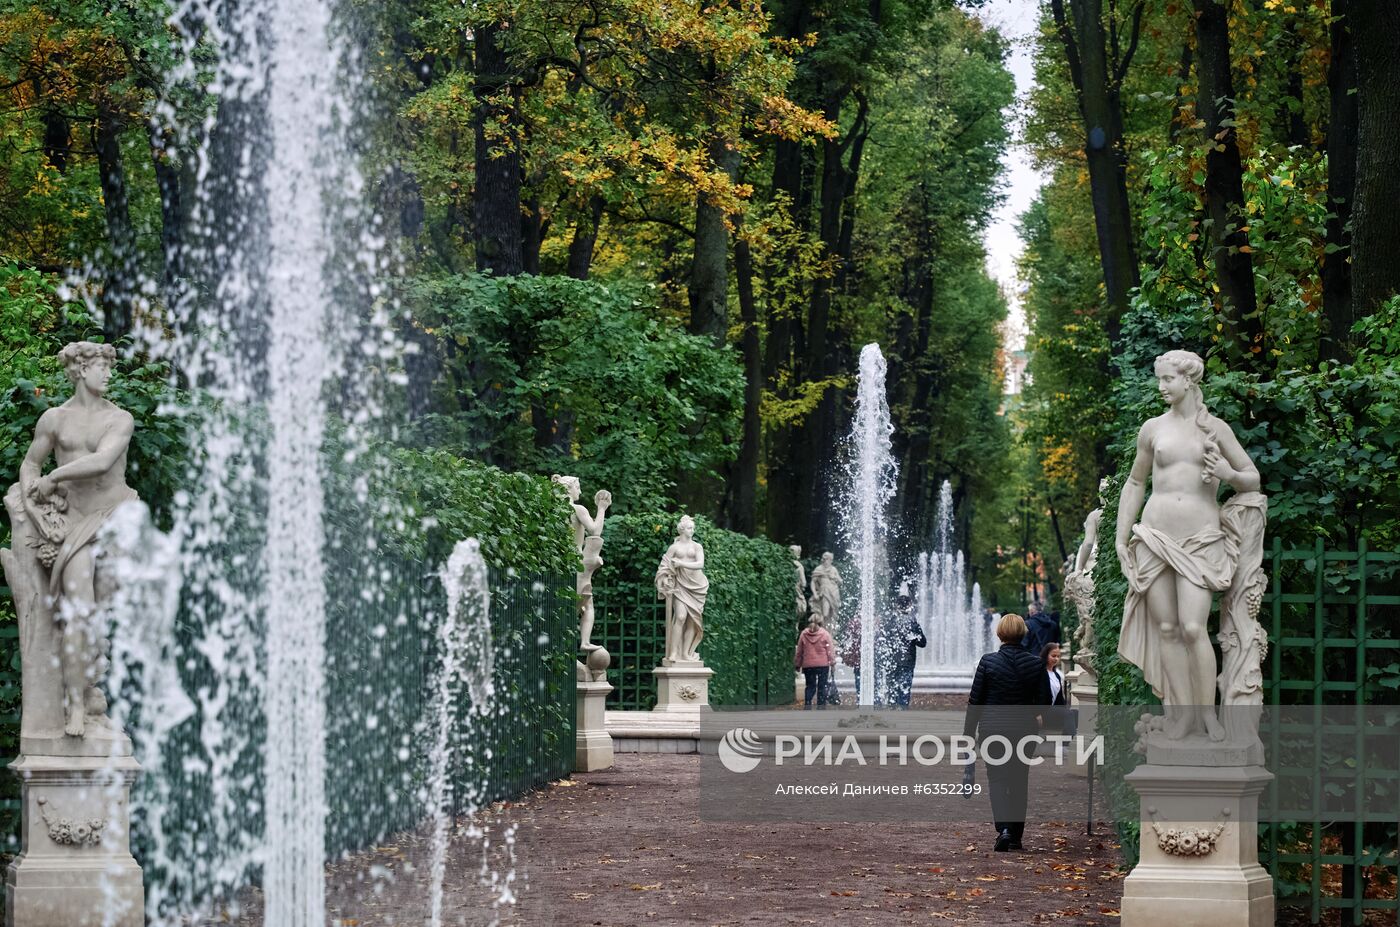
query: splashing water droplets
[{"left": 840, "top": 345, "right": 899, "bottom": 707}]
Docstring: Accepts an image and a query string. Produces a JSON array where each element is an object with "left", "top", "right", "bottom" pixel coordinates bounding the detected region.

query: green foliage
[
  {"left": 595, "top": 512, "right": 793, "bottom": 707},
  {"left": 0, "top": 263, "right": 189, "bottom": 532},
  {"left": 407, "top": 273, "right": 744, "bottom": 513},
  {"left": 365, "top": 446, "right": 578, "bottom": 576}
]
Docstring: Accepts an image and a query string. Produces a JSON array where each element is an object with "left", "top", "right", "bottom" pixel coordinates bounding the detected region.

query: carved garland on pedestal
[
  {"left": 1147, "top": 805, "right": 1229, "bottom": 857},
  {"left": 36, "top": 797, "right": 106, "bottom": 847},
  {"left": 678, "top": 684, "right": 699, "bottom": 701}
]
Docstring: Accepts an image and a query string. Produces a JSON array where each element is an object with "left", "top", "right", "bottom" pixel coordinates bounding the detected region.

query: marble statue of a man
[
  {"left": 552, "top": 475, "right": 611, "bottom": 653},
  {"left": 1116, "top": 350, "right": 1268, "bottom": 743},
  {"left": 2, "top": 342, "right": 138, "bottom": 742},
  {"left": 790, "top": 545, "right": 808, "bottom": 621},
  {"left": 809, "top": 552, "right": 841, "bottom": 627},
  {"left": 655, "top": 515, "right": 708, "bottom": 664}
]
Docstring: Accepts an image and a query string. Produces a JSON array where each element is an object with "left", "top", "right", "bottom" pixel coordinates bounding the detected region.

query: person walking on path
[
  {"left": 963, "top": 613, "right": 1052, "bottom": 852},
  {"left": 1022, "top": 604, "right": 1060, "bottom": 656},
  {"left": 882, "top": 594, "right": 926, "bottom": 708},
  {"left": 795, "top": 616, "right": 837, "bottom": 709},
  {"left": 841, "top": 618, "right": 864, "bottom": 703}
]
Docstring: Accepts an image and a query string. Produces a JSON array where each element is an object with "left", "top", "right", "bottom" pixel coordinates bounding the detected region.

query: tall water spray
[
  {"left": 913, "top": 481, "right": 995, "bottom": 691},
  {"left": 428, "top": 540, "right": 496, "bottom": 927},
  {"left": 118, "top": 0, "right": 388, "bottom": 920},
  {"left": 260, "top": 2, "right": 338, "bottom": 920},
  {"left": 842, "top": 345, "right": 899, "bottom": 706}
]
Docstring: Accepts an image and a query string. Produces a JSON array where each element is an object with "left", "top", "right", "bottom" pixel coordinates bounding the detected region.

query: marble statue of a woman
[
  {"left": 809, "top": 552, "right": 841, "bottom": 627},
  {"left": 655, "top": 515, "right": 708, "bottom": 664},
  {"left": 1116, "top": 350, "right": 1268, "bottom": 744},
  {"left": 2, "top": 342, "right": 137, "bottom": 743}
]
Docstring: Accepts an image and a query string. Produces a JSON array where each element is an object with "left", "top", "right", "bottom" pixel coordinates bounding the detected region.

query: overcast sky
[{"left": 973, "top": 0, "right": 1050, "bottom": 352}]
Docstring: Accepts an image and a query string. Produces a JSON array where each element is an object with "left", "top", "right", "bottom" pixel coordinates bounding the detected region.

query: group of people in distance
[
  {"left": 793, "top": 601, "right": 1072, "bottom": 854},
  {"left": 793, "top": 593, "right": 927, "bottom": 709}
]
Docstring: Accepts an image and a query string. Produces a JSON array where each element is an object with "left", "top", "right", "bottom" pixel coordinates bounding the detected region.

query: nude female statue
[
  {"left": 1116, "top": 350, "right": 1262, "bottom": 742},
  {"left": 16, "top": 342, "right": 137, "bottom": 737},
  {"left": 655, "top": 515, "right": 708, "bottom": 664}
]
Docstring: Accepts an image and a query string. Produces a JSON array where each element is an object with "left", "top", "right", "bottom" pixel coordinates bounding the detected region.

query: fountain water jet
[
  {"left": 913, "top": 481, "right": 995, "bottom": 692},
  {"left": 427, "top": 540, "right": 496, "bottom": 927},
  {"left": 841, "top": 344, "right": 899, "bottom": 707}
]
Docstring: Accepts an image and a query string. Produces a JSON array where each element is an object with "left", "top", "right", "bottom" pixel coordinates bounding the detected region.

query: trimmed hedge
[
  {"left": 594, "top": 512, "right": 795, "bottom": 707},
  {"left": 329, "top": 444, "right": 579, "bottom": 576}
]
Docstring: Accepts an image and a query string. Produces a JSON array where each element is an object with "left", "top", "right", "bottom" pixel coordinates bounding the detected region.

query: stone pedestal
[
  {"left": 1065, "top": 668, "right": 1098, "bottom": 777},
  {"left": 6, "top": 754, "right": 143, "bottom": 927},
  {"left": 653, "top": 662, "right": 713, "bottom": 712},
  {"left": 1120, "top": 763, "right": 1274, "bottom": 927},
  {"left": 576, "top": 678, "right": 615, "bottom": 772}
]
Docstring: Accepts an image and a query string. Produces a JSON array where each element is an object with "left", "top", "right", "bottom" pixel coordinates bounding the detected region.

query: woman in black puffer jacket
[{"left": 962, "top": 613, "right": 1052, "bottom": 852}]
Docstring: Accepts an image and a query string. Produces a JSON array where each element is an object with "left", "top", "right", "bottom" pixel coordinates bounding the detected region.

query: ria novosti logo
[{"left": 717, "top": 727, "right": 764, "bottom": 773}]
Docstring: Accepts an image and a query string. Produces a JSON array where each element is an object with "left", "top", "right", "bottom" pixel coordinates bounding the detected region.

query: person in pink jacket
[{"left": 794, "top": 616, "right": 837, "bottom": 709}]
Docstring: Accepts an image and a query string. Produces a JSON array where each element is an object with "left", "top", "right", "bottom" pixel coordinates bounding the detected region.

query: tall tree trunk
[
  {"left": 1193, "top": 0, "right": 1262, "bottom": 363},
  {"left": 147, "top": 121, "right": 183, "bottom": 304},
  {"left": 689, "top": 138, "right": 738, "bottom": 344},
  {"left": 1321, "top": 0, "right": 1358, "bottom": 359},
  {"left": 761, "top": 0, "right": 818, "bottom": 544},
  {"left": 725, "top": 235, "right": 761, "bottom": 534},
  {"left": 94, "top": 101, "right": 136, "bottom": 341},
  {"left": 1349, "top": 0, "right": 1400, "bottom": 320},
  {"left": 566, "top": 195, "right": 605, "bottom": 280},
  {"left": 521, "top": 197, "right": 545, "bottom": 275},
  {"left": 42, "top": 106, "right": 70, "bottom": 173},
  {"left": 798, "top": 88, "right": 860, "bottom": 549},
  {"left": 1280, "top": 30, "right": 1309, "bottom": 149},
  {"left": 761, "top": 137, "right": 812, "bottom": 544},
  {"left": 1051, "top": 0, "right": 1143, "bottom": 348},
  {"left": 473, "top": 22, "right": 523, "bottom": 277}
]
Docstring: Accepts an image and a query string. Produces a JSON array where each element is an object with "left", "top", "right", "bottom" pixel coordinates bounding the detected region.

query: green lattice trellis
[{"left": 1262, "top": 537, "right": 1400, "bottom": 925}]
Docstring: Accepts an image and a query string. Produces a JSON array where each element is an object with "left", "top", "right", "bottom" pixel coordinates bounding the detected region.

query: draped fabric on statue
[
  {"left": 1117, "top": 522, "right": 1238, "bottom": 701},
  {"left": 48, "top": 487, "right": 139, "bottom": 596},
  {"left": 656, "top": 546, "right": 708, "bottom": 661}
]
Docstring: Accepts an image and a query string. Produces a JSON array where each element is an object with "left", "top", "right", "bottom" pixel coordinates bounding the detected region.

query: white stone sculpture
[
  {"left": 790, "top": 545, "right": 808, "bottom": 620},
  {"left": 552, "top": 475, "right": 611, "bottom": 666},
  {"left": 1064, "top": 479, "right": 1105, "bottom": 674},
  {"left": 3, "top": 342, "right": 137, "bottom": 746},
  {"left": 1, "top": 341, "right": 145, "bottom": 925},
  {"left": 1115, "top": 349, "right": 1268, "bottom": 745},
  {"left": 809, "top": 552, "right": 841, "bottom": 628},
  {"left": 655, "top": 515, "right": 708, "bottom": 664}
]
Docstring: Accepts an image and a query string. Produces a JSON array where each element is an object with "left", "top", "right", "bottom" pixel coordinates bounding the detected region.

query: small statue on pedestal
[
  {"left": 655, "top": 515, "right": 708, "bottom": 665},
  {"left": 552, "top": 475, "right": 612, "bottom": 681}
]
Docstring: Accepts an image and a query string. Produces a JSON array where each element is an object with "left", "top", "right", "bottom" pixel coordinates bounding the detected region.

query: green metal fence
[
  {"left": 596, "top": 593, "right": 793, "bottom": 710},
  {"left": 1262, "top": 538, "right": 1400, "bottom": 925},
  {"left": 0, "top": 562, "right": 576, "bottom": 908}
]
